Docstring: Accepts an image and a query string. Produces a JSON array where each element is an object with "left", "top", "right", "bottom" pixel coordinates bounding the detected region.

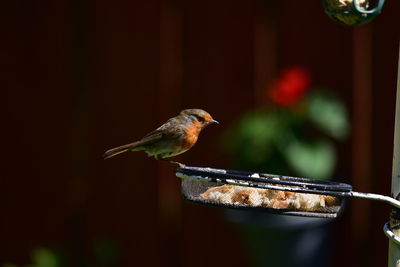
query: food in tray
[{"left": 200, "top": 184, "right": 339, "bottom": 211}]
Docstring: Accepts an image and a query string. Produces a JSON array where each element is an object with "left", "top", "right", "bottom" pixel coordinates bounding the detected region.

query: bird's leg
[
  {"left": 168, "top": 160, "right": 186, "bottom": 168},
  {"left": 157, "top": 156, "right": 186, "bottom": 168}
]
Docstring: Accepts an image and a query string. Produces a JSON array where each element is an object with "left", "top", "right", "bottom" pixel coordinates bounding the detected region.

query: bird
[{"left": 103, "top": 109, "right": 218, "bottom": 166}]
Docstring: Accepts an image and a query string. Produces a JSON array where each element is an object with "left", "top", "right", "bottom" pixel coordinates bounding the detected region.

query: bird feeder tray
[{"left": 176, "top": 166, "right": 400, "bottom": 219}]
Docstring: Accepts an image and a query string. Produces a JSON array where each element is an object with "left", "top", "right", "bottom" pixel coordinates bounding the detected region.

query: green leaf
[
  {"left": 308, "top": 92, "right": 350, "bottom": 140},
  {"left": 284, "top": 139, "right": 336, "bottom": 179}
]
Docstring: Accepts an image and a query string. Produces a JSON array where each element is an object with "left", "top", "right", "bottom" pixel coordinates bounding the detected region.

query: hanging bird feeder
[{"left": 322, "top": 0, "right": 386, "bottom": 25}]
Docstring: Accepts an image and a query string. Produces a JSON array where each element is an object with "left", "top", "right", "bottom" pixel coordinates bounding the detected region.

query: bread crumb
[{"left": 200, "top": 184, "right": 338, "bottom": 212}]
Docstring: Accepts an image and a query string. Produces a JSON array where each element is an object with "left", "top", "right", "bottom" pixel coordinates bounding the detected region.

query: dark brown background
[{"left": 1, "top": 0, "right": 399, "bottom": 266}]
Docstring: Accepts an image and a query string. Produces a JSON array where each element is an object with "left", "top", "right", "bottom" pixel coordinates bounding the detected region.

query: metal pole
[{"left": 387, "top": 46, "right": 400, "bottom": 267}]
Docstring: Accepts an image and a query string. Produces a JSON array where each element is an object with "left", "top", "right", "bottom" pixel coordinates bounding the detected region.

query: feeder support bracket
[{"left": 387, "top": 45, "right": 400, "bottom": 267}]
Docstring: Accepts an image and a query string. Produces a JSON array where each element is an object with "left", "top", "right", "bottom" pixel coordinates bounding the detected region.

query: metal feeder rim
[
  {"left": 353, "top": 0, "right": 385, "bottom": 14},
  {"left": 384, "top": 222, "right": 400, "bottom": 246},
  {"left": 176, "top": 166, "right": 352, "bottom": 192},
  {"left": 176, "top": 171, "right": 350, "bottom": 197}
]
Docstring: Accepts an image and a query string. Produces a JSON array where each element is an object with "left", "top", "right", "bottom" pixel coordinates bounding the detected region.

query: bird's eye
[{"left": 194, "top": 114, "right": 205, "bottom": 122}]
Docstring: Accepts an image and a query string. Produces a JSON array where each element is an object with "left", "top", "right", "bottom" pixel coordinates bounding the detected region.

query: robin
[{"left": 103, "top": 109, "right": 218, "bottom": 166}]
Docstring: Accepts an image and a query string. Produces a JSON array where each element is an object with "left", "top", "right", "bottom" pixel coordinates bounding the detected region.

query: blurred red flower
[{"left": 268, "top": 66, "right": 311, "bottom": 107}]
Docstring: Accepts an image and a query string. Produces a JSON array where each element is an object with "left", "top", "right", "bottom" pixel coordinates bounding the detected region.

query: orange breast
[{"left": 179, "top": 122, "right": 202, "bottom": 150}]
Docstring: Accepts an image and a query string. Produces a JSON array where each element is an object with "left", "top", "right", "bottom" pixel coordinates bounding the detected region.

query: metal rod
[
  {"left": 349, "top": 191, "right": 400, "bottom": 209},
  {"left": 387, "top": 45, "right": 400, "bottom": 267}
]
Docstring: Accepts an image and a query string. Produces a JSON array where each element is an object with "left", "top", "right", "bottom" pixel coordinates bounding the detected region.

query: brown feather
[
  {"left": 103, "top": 131, "right": 166, "bottom": 159},
  {"left": 103, "top": 142, "right": 139, "bottom": 159}
]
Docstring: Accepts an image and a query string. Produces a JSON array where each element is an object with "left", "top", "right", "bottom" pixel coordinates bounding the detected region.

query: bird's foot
[{"left": 168, "top": 160, "right": 186, "bottom": 168}]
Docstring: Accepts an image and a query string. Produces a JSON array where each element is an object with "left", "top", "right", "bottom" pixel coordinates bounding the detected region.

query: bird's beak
[{"left": 211, "top": 119, "right": 219, "bottom": 124}]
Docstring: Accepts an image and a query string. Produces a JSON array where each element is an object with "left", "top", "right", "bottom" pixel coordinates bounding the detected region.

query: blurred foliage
[
  {"left": 27, "top": 249, "right": 59, "bottom": 267},
  {"left": 93, "top": 238, "right": 119, "bottom": 266},
  {"left": 2, "top": 238, "right": 118, "bottom": 267},
  {"left": 2, "top": 248, "right": 59, "bottom": 267},
  {"left": 225, "top": 66, "right": 350, "bottom": 179},
  {"left": 308, "top": 90, "right": 350, "bottom": 140}
]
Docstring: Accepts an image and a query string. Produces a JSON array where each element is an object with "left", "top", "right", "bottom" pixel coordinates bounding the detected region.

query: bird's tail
[{"left": 103, "top": 141, "right": 142, "bottom": 159}]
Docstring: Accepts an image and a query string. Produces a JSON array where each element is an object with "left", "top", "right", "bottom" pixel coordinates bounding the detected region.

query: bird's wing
[
  {"left": 139, "top": 117, "right": 185, "bottom": 144},
  {"left": 103, "top": 129, "right": 173, "bottom": 159},
  {"left": 103, "top": 117, "right": 187, "bottom": 159}
]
